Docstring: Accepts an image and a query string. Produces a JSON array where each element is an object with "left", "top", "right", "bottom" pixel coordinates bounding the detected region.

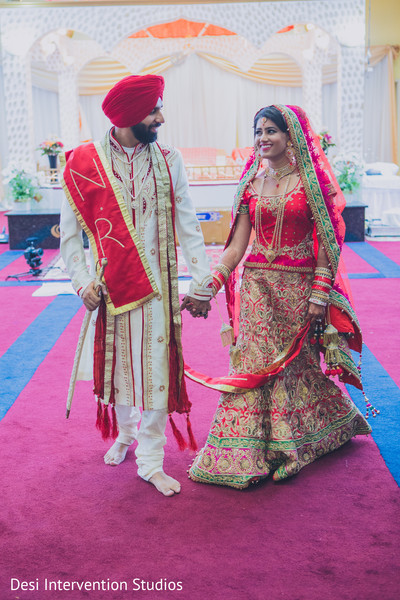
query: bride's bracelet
[
  {"left": 314, "top": 266, "right": 333, "bottom": 279},
  {"left": 310, "top": 265, "right": 332, "bottom": 307},
  {"left": 212, "top": 264, "right": 232, "bottom": 297},
  {"left": 309, "top": 296, "right": 328, "bottom": 307}
]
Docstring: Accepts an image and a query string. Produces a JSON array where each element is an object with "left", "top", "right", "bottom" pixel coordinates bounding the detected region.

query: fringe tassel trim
[{"left": 95, "top": 400, "right": 118, "bottom": 441}]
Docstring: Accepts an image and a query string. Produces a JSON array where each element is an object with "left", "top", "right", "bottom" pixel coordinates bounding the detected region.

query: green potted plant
[{"left": 2, "top": 162, "right": 43, "bottom": 210}]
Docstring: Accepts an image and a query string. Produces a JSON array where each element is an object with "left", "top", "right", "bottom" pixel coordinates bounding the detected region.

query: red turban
[{"left": 102, "top": 74, "right": 165, "bottom": 127}]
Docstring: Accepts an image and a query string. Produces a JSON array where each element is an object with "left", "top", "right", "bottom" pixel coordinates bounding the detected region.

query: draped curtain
[
  {"left": 0, "top": 46, "right": 398, "bottom": 175},
  {"left": 0, "top": 67, "right": 9, "bottom": 175},
  {"left": 76, "top": 54, "right": 304, "bottom": 153},
  {"left": 367, "top": 45, "right": 399, "bottom": 164},
  {"left": 364, "top": 56, "right": 393, "bottom": 163},
  {"left": 32, "top": 86, "right": 61, "bottom": 168}
]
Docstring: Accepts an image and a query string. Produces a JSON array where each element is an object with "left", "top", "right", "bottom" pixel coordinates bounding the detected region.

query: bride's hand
[{"left": 305, "top": 302, "right": 326, "bottom": 330}]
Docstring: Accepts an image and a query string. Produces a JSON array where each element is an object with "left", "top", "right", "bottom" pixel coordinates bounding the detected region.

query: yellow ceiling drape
[
  {"left": 33, "top": 45, "right": 398, "bottom": 96},
  {"left": 30, "top": 42, "right": 399, "bottom": 163},
  {"left": 196, "top": 52, "right": 338, "bottom": 86},
  {"left": 369, "top": 45, "right": 400, "bottom": 163}
]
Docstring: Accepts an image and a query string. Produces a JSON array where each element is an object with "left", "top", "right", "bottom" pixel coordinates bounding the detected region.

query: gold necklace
[
  {"left": 111, "top": 146, "right": 150, "bottom": 209},
  {"left": 254, "top": 173, "right": 292, "bottom": 264},
  {"left": 264, "top": 162, "right": 296, "bottom": 187}
]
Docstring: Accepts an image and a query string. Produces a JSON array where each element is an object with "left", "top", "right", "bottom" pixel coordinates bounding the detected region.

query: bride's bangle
[
  {"left": 211, "top": 264, "right": 232, "bottom": 296},
  {"left": 309, "top": 296, "right": 328, "bottom": 307}
]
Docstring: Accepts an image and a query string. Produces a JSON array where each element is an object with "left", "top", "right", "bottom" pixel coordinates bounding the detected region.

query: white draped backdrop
[{"left": 0, "top": 53, "right": 394, "bottom": 168}]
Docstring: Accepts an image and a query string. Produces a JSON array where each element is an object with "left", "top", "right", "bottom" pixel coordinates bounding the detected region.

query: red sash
[
  {"left": 62, "top": 142, "right": 158, "bottom": 315},
  {"left": 62, "top": 141, "right": 196, "bottom": 450},
  {"left": 184, "top": 324, "right": 310, "bottom": 392}
]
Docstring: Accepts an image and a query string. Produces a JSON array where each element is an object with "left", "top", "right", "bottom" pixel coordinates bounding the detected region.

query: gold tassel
[
  {"left": 220, "top": 322, "right": 234, "bottom": 347},
  {"left": 214, "top": 295, "right": 234, "bottom": 347},
  {"left": 324, "top": 344, "right": 341, "bottom": 367},
  {"left": 322, "top": 324, "right": 342, "bottom": 376},
  {"left": 323, "top": 323, "right": 339, "bottom": 347}
]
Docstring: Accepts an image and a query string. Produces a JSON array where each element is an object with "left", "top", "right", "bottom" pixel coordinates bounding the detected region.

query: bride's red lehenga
[{"left": 188, "top": 105, "right": 371, "bottom": 489}]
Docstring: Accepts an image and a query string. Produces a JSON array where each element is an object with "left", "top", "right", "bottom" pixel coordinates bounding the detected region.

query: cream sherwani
[{"left": 60, "top": 131, "right": 212, "bottom": 479}]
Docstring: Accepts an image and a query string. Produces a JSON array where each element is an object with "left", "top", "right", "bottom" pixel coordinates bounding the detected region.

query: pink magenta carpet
[
  {"left": 0, "top": 287, "right": 54, "bottom": 356},
  {"left": 368, "top": 240, "right": 400, "bottom": 265},
  {"left": 0, "top": 286, "right": 399, "bottom": 600},
  {"left": 341, "top": 243, "right": 378, "bottom": 273},
  {"left": 350, "top": 278, "right": 400, "bottom": 387}
]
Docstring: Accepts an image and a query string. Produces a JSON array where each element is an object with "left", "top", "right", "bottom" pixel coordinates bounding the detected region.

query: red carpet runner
[
  {"left": 0, "top": 290, "right": 399, "bottom": 600},
  {"left": 0, "top": 230, "right": 399, "bottom": 599}
]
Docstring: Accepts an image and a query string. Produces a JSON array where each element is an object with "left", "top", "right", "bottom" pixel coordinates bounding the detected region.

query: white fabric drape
[
  {"left": 0, "top": 66, "right": 9, "bottom": 170},
  {"left": 32, "top": 86, "right": 61, "bottom": 167},
  {"left": 0, "top": 52, "right": 396, "bottom": 176},
  {"left": 79, "top": 94, "right": 111, "bottom": 142},
  {"left": 78, "top": 54, "right": 303, "bottom": 152},
  {"left": 322, "top": 82, "right": 338, "bottom": 143},
  {"left": 364, "top": 56, "right": 392, "bottom": 163}
]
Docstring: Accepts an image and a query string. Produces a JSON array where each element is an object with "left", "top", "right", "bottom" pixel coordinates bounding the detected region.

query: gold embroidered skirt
[{"left": 189, "top": 268, "right": 371, "bottom": 489}]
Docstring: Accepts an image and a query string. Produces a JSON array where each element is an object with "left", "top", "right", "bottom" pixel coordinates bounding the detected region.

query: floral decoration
[
  {"left": 37, "top": 136, "right": 64, "bottom": 156},
  {"left": 2, "top": 162, "right": 44, "bottom": 203},
  {"left": 318, "top": 129, "right": 336, "bottom": 154},
  {"left": 332, "top": 154, "right": 365, "bottom": 194}
]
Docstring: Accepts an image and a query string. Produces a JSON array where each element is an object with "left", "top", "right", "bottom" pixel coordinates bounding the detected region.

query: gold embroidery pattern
[
  {"left": 116, "top": 313, "right": 134, "bottom": 405},
  {"left": 189, "top": 407, "right": 368, "bottom": 489},
  {"left": 160, "top": 144, "right": 175, "bottom": 166},
  {"left": 140, "top": 170, "right": 157, "bottom": 228},
  {"left": 231, "top": 161, "right": 260, "bottom": 222},
  {"left": 150, "top": 143, "right": 186, "bottom": 395},
  {"left": 251, "top": 231, "right": 314, "bottom": 262},
  {"left": 234, "top": 268, "right": 312, "bottom": 374},
  {"left": 329, "top": 289, "right": 361, "bottom": 333},
  {"left": 143, "top": 301, "right": 153, "bottom": 410},
  {"left": 243, "top": 261, "right": 313, "bottom": 273},
  {"left": 189, "top": 266, "right": 371, "bottom": 487},
  {"left": 103, "top": 306, "right": 116, "bottom": 404}
]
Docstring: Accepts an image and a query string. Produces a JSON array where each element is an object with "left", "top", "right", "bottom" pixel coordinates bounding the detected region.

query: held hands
[
  {"left": 180, "top": 295, "right": 211, "bottom": 319},
  {"left": 82, "top": 280, "right": 108, "bottom": 311}
]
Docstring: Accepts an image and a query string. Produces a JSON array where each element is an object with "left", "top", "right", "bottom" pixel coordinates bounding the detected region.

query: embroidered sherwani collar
[{"left": 109, "top": 127, "right": 148, "bottom": 160}]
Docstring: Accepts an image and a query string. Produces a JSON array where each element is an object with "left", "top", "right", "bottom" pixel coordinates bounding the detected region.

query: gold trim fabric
[{"left": 189, "top": 267, "right": 371, "bottom": 488}]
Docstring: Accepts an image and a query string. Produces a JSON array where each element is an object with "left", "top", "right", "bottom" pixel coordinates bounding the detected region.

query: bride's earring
[{"left": 286, "top": 141, "right": 296, "bottom": 166}]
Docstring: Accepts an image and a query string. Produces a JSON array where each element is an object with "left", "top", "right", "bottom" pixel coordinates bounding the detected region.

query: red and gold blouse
[{"left": 240, "top": 179, "right": 316, "bottom": 273}]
